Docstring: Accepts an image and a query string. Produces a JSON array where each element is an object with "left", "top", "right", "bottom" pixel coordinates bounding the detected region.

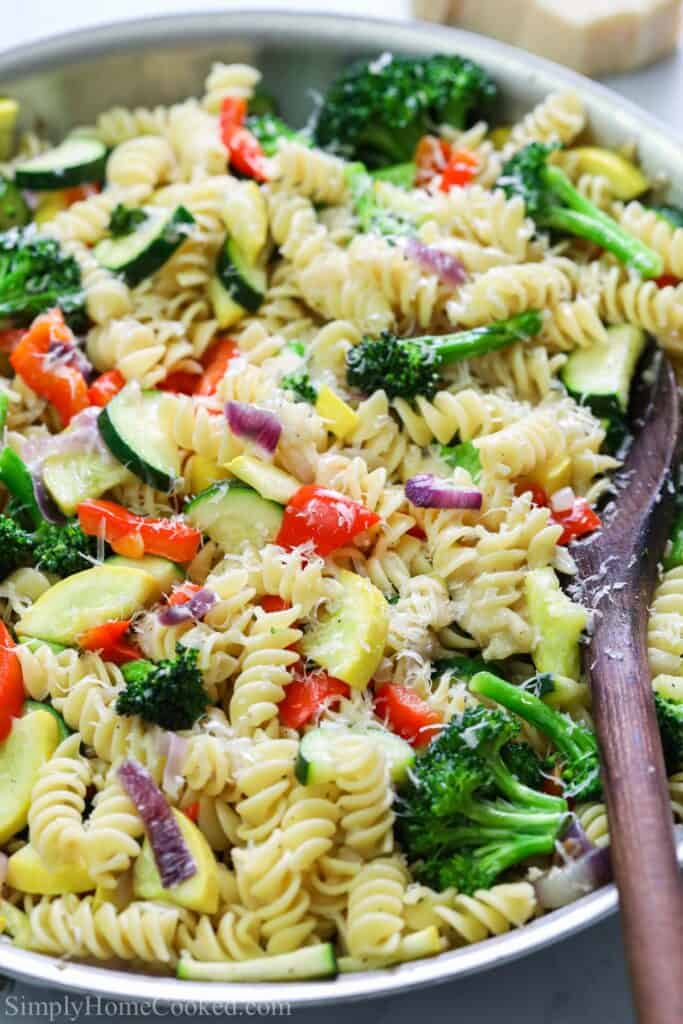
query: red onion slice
[
  {"left": 534, "top": 844, "right": 612, "bottom": 909},
  {"left": 158, "top": 588, "right": 217, "bottom": 626},
  {"left": 0, "top": 851, "right": 7, "bottom": 886},
  {"left": 406, "top": 237, "right": 467, "bottom": 287},
  {"left": 405, "top": 474, "right": 483, "bottom": 510},
  {"left": 225, "top": 401, "right": 282, "bottom": 453},
  {"left": 117, "top": 759, "right": 196, "bottom": 888},
  {"left": 32, "top": 474, "right": 67, "bottom": 525}
]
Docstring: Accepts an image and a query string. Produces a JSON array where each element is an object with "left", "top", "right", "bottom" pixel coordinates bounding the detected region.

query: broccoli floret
[
  {"left": 431, "top": 653, "right": 490, "bottom": 681},
  {"left": 32, "top": 520, "right": 97, "bottom": 578},
  {"left": 246, "top": 113, "right": 307, "bottom": 157},
  {"left": 372, "top": 163, "right": 416, "bottom": 189},
  {"left": 116, "top": 645, "right": 208, "bottom": 731},
  {"left": 501, "top": 143, "right": 662, "bottom": 278},
  {"left": 0, "top": 514, "right": 33, "bottom": 579},
  {"left": 501, "top": 741, "right": 547, "bottom": 790},
  {"left": 395, "top": 704, "right": 568, "bottom": 893},
  {"left": 346, "top": 312, "right": 543, "bottom": 399},
  {"left": 470, "top": 671, "right": 602, "bottom": 800},
  {"left": 664, "top": 500, "right": 683, "bottom": 570},
  {"left": 654, "top": 692, "right": 683, "bottom": 772},
  {"left": 0, "top": 227, "right": 85, "bottom": 327},
  {"left": 414, "top": 834, "right": 559, "bottom": 893},
  {"left": 315, "top": 54, "right": 497, "bottom": 168},
  {"left": 346, "top": 163, "right": 415, "bottom": 238},
  {"left": 280, "top": 370, "right": 318, "bottom": 404}
]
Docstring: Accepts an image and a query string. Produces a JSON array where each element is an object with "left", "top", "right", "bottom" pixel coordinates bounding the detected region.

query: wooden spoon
[{"left": 571, "top": 353, "right": 683, "bottom": 1024}]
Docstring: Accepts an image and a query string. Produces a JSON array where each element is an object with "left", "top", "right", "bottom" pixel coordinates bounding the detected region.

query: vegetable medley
[{"left": 0, "top": 53, "right": 681, "bottom": 983}]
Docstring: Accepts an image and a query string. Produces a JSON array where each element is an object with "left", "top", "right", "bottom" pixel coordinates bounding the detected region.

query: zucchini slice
[
  {"left": 42, "top": 449, "right": 132, "bottom": 515},
  {"left": 16, "top": 565, "right": 163, "bottom": 647},
  {"left": 178, "top": 944, "right": 337, "bottom": 982},
  {"left": 561, "top": 323, "right": 647, "bottom": 422},
  {"left": 94, "top": 205, "right": 194, "bottom": 286},
  {"left": 296, "top": 725, "right": 415, "bottom": 786},
  {"left": 14, "top": 137, "right": 107, "bottom": 190},
  {"left": 185, "top": 480, "right": 283, "bottom": 552},
  {"left": 98, "top": 385, "right": 180, "bottom": 491},
  {"left": 216, "top": 236, "right": 266, "bottom": 312}
]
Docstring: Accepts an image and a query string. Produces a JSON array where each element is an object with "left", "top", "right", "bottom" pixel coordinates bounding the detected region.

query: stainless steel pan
[{"left": 0, "top": 9, "right": 681, "bottom": 1006}]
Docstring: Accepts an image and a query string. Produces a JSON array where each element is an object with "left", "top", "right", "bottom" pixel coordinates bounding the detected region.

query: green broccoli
[
  {"left": 0, "top": 515, "right": 34, "bottom": 579},
  {"left": 501, "top": 143, "right": 662, "bottom": 278},
  {"left": 663, "top": 485, "right": 683, "bottom": 570},
  {"left": 346, "top": 163, "right": 415, "bottom": 238},
  {"left": 415, "top": 836, "right": 558, "bottom": 893},
  {"left": 246, "top": 113, "right": 308, "bottom": 157},
  {"left": 431, "top": 653, "right": 490, "bottom": 681},
  {"left": 470, "top": 671, "right": 602, "bottom": 800},
  {"left": 0, "top": 177, "right": 30, "bottom": 231},
  {"left": 314, "top": 54, "right": 497, "bottom": 168},
  {"left": 346, "top": 311, "right": 543, "bottom": 400},
  {"left": 371, "top": 163, "right": 416, "bottom": 189},
  {"left": 0, "top": 228, "right": 85, "bottom": 327},
  {"left": 280, "top": 370, "right": 318, "bottom": 404},
  {"left": 500, "top": 741, "right": 547, "bottom": 791},
  {"left": 116, "top": 645, "right": 208, "bottom": 731},
  {"left": 32, "top": 520, "right": 98, "bottom": 577},
  {"left": 654, "top": 692, "right": 683, "bottom": 773},
  {"left": 396, "top": 704, "right": 568, "bottom": 893}
]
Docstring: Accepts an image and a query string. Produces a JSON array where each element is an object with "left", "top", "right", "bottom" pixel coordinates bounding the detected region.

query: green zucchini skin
[
  {"left": 95, "top": 205, "right": 195, "bottom": 286},
  {"left": 98, "top": 387, "right": 180, "bottom": 492},
  {"left": 14, "top": 137, "right": 108, "bottom": 190},
  {"left": 215, "top": 236, "right": 266, "bottom": 312}
]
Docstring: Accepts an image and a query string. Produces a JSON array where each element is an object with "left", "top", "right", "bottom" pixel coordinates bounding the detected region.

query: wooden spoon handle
[{"left": 585, "top": 587, "right": 683, "bottom": 1024}]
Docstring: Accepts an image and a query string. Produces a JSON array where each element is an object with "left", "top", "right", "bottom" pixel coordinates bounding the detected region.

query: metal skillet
[{"left": 1, "top": 9, "right": 683, "bottom": 1008}]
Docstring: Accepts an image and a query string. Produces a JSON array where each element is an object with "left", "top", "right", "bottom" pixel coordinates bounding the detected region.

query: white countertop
[{"left": 2, "top": 2, "right": 682, "bottom": 1021}]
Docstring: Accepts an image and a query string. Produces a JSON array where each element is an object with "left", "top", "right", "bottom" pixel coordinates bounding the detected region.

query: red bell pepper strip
[
  {"left": 10, "top": 308, "right": 89, "bottom": 426},
  {"left": 407, "top": 523, "right": 427, "bottom": 540},
  {"left": 77, "top": 499, "right": 202, "bottom": 563},
  {"left": 196, "top": 337, "right": 239, "bottom": 396},
  {"left": 0, "top": 622, "right": 24, "bottom": 742},
  {"left": 515, "top": 480, "right": 550, "bottom": 508},
  {"left": 183, "top": 800, "right": 200, "bottom": 823},
  {"left": 87, "top": 369, "right": 126, "bottom": 408},
  {"left": 158, "top": 370, "right": 200, "bottom": 395},
  {"left": 279, "top": 666, "right": 350, "bottom": 729},
  {"left": 219, "top": 98, "right": 271, "bottom": 182},
  {"left": 167, "top": 582, "right": 202, "bottom": 606},
  {"left": 551, "top": 497, "right": 602, "bottom": 545},
  {"left": 655, "top": 274, "right": 680, "bottom": 289},
  {"left": 439, "top": 148, "right": 479, "bottom": 191},
  {"left": 374, "top": 683, "right": 443, "bottom": 748},
  {"left": 62, "top": 183, "right": 101, "bottom": 205},
  {"left": 276, "top": 485, "right": 380, "bottom": 557},
  {"left": 259, "top": 596, "right": 292, "bottom": 613},
  {"left": 78, "top": 619, "right": 141, "bottom": 664}
]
